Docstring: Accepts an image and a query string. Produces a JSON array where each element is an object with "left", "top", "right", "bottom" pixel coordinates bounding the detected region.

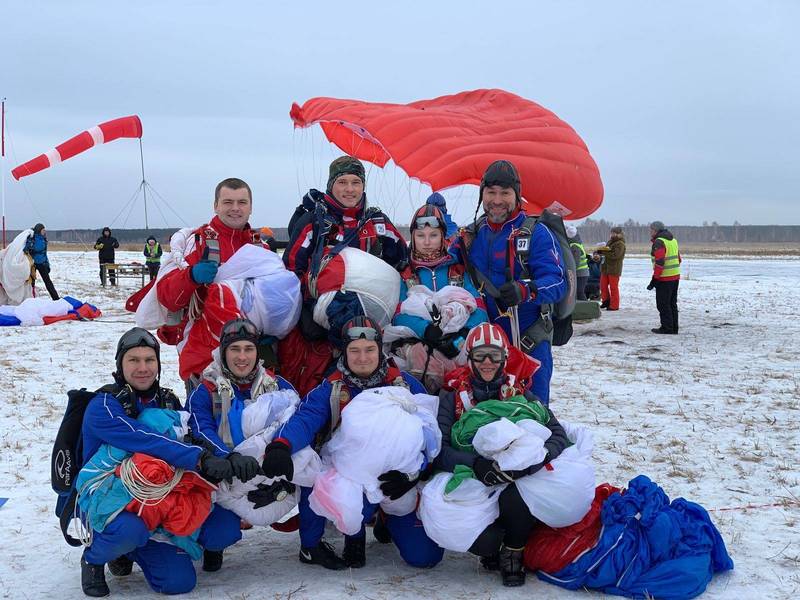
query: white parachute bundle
[
  {"left": 312, "top": 247, "right": 402, "bottom": 330},
  {"left": 135, "top": 236, "right": 301, "bottom": 339},
  {"left": 0, "top": 229, "right": 34, "bottom": 306},
  {"left": 308, "top": 386, "right": 441, "bottom": 535},
  {"left": 418, "top": 421, "right": 595, "bottom": 551},
  {"left": 213, "top": 389, "right": 321, "bottom": 527}
]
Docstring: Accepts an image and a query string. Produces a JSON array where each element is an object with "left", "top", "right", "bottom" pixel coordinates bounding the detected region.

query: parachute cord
[{"left": 118, "top": 456, "right": 184, "bottom": 507}]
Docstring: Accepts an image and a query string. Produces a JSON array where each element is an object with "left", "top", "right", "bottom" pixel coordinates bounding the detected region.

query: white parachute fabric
[
  {"left": 472, "top": 418, "right": 550, "bottom": 471},
  {"left": 135, "top": 227, "right": 194, "bottom": 328},
  {"left": 213, "top": 389, "right": 321, "bottom": 526},
  {"left": 308, "top": 386, "right": 440, "bottom": 535},
  {"left": 136, "top": 238, "right": 301, "bottom": 338},
  {"left": 399, "top": 285, "right": 477, "bottom": 334},
  {"left": 313, "top": 247, "right": 401, "bottom": 330},
  {"left": 418, "top": 472, "right": 502, "bottom": 552},
  {"left": 514, "top": 422, "right": 595, "bottom": 528},
  {"left": 0, "top": 229, "right": 34, "bottom": 306},
  {"left": 0, "top": 297, "right": 74, "bottom": 326}
]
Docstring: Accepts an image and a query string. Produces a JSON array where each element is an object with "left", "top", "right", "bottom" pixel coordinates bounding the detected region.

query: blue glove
[{"left": 191, "top": 260, "right": 218, "bottom": 284}]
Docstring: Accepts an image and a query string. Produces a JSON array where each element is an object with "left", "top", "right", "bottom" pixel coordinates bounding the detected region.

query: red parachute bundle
[
  {"left": 290, "top": 89, "right": 603, "bottom": 218},
  {"left": 117, "top": 453, "right": 215, "bottom": 537},
  {"left": 12, "top": 115, "right": 143, "bottom": 180}
]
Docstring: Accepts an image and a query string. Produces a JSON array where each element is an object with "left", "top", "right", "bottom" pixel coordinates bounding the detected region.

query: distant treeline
[
  {"left": 7, "top": 221, "right": 800, "bottom": 246},
  {"left": 576, "top": 219, "right": 800, "bottom": 244}
]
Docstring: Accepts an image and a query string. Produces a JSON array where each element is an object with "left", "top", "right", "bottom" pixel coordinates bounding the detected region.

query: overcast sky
[{"left": 1, "top": 0, "right": 798, "bottom": 231}]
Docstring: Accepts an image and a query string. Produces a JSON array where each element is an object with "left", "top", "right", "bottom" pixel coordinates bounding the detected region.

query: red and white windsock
[{"left": 12, "top": 115, "right": 143, "bottom": 180}]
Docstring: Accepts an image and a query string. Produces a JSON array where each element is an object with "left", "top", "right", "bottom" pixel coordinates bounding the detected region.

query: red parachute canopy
[
  {"left": 290, "top": 89, "right": 603, "bottom": 218},
  {"left": 12, "top": 115, "right": 143, "bottom": 180}
]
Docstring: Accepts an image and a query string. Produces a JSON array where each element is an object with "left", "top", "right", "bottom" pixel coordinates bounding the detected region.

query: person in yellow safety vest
[
  {"left": 566, "top": 224, "right": 589, "bottom": 301},
  {"left": 143, "top": 235, "right": 163, "bottom": 282},
  {"left": 646, "top": 220, "right": 681, "bottom": 334}
]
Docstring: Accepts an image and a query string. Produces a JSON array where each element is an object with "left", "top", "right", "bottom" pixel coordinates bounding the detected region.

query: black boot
[
  {"left": 81, "top": 557, "right": 110, "bottom": 597},
  {"left": 372, "top": 510, "right": 392, "bottom": 544},
  {"left": 651, "top": 327, "right": 669, "bottom": 334},
  {"left": 600, "top": 300, "right": 610, "bottom": 309},
  {"left": 202, "top": 549, "right": 223, "bottom": 572},
  {"left": 107, "top": 555, "right": 133, "bottom": 577},
  {"left": 480, "top": 552, "right": 500, "bottom": 571},
  {"left": 343, "top": 535, "right": 366, "bottom": 568},
  {"left": 499, "top": 546, "right": 526, "bottom": 587},
  {"left": 298, "top": 540, "right": 347, "bottom": 570}
]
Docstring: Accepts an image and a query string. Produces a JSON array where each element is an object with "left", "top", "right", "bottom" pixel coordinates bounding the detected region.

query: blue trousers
[
  {"left": 299, "top": 486, "right": 443, "bottom": 568},
  {"left": 530, "top": 340, "right": 552, "bottom": 405},
  {"left": 84, "top": 505, "right": 241, "bottom": 594}
]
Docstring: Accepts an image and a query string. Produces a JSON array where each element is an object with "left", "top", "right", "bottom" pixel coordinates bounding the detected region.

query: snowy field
[{"left": 1, "top": 250, "right": 799, "bottom": 599}]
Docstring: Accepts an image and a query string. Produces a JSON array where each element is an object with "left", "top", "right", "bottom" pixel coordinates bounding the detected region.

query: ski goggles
[
  {"left": 414, "top": 215, "right": 442, "bottom": 230},
  {"left": 220, "top": 319, "right": 260, "bottom": 341},
  {"left": 345, "top": 326, "right": 380, "bottom": 342},
  {"left": 469, "top": 348, "right": 505, "bottom": 364}
]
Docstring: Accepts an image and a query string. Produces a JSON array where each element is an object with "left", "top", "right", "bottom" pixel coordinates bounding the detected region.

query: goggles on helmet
[
  {"left": 345, "top": 326, "right": 380, "bottom": 342},
  {"left": 469, "top": 347, "right": 505, "bottom": 364},
  {"left": 414, "top": 215, "right": 442, "bottom": 230},
  {"left": 221, "top": 319, "right": 259, "bottom": 341}
]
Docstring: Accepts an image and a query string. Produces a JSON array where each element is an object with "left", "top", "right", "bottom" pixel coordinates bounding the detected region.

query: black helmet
[
  {"left": 480, "top": 160, "right": 521, "bottom": 202},
  {"left": 341, "top": 316, "right": 383, "bottom": 350},
  {"left": 219, "top": 318, "right": 260, "bottom": 368},
  {"left": 115, "top": 327, "right": 161, "bottom": 378}
]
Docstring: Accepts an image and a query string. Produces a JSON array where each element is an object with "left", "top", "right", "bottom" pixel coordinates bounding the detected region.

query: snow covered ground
[{"left": 1, "top": 250, "right": 798, "bottom": 599}]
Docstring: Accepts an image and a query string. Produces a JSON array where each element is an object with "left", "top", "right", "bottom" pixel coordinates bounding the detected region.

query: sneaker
[
  {"left": 81, "top": 557, "right": 110, "bottom": 597},
  {"left": 202, "top": 550, "right": 223, "bottom": 572},
  {"left": 107, "top": 555, "right": 133, "bottom": 577},
  {"left": 298, "top": 540, "right": 347, "bottom": 570},
  {"left": 372, "top": 510, "right": 392, "bottom": 544},
  {"left": 480, "top": 552, "right": 500, "bottom": 571},
  {"left": 499, "top": 546, "right": 526, "bottom": 587},
  {"left": 343, "top": 535, "right": 366, "bottom": 568}
]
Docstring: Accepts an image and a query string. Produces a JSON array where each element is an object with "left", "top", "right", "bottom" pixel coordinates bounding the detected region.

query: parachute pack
[{"left": 461, "top": 210, "right": 577, "bottom": 348}]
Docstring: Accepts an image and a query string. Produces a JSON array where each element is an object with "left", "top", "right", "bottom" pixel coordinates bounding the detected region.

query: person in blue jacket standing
[
  {"left": 24, "top": 223, "right": 59, "bottom": 300},
  {"left": 393, "top": 203, "right": 487, "bottom": 391},
  {"left": 261, "top": 317, "right": 443, "bottom": 571},
  {"left": 79, "top": 328, "right": 245, "bottom": 597},
  {"left": 457, "top": 160, "right": 567, "bottom": 405}
]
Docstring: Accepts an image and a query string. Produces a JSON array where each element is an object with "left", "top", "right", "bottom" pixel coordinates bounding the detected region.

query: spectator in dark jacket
[
  {"left": 95, "top": 226, "right": 120, "bottom": 284},
  {"left": 435, "top": 323, "right": 569, "bottom": 587},
  {"left": 24, "top": 223, "right": 59, "bottom": 300}
]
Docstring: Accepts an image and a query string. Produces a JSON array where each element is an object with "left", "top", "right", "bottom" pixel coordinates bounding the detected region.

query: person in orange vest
[{"left": 647, "top": 221, "right": 682, "bottom": 334}]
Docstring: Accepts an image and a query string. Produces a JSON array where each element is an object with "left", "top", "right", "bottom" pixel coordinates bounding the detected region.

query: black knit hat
[
  {"left": 326, "top": 156, "right": 366, "bottom": 193},
  {"left": 480, "top": 160, "right": 521, "bottom": 202}
]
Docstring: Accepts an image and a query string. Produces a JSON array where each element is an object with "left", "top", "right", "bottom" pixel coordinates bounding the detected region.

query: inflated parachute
[
  {"left": 12, "top": 115, "right": 143, "bottom": 180},
  {"left": 290, "top": 89, "right": 603, "bottom": 218}
]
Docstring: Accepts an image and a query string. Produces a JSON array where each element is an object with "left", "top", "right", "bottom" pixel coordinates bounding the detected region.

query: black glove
[
  {"left": 473, "top": 456, "right": 530, "bottom": 486},
  {"left": 423, "top": 323, "right": 443, "bottom": 345},
  {"left": 199, "top": 450, "right": 234, "bottom": 484},
  {"left": 261, "top": 440, "right": 294, "bottom": 480},
  {"left": 247, "top": 481, "right": 297, "bottom": 509},
  {"left": 378, "top": 470, "right": 419, "bottom": 500},
  {"left": 435, "top": 337, "right": 462, "bottom": 359},
  {"left": 228, "top": 452, "right": 261, "bottom": 483},
  {"left": 646, "top": 278, "right": 656, "bottom": 291}
]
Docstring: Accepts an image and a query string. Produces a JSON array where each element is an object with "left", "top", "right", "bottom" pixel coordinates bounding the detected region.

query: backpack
[
  {"left": 513, "top": 211, "right": 577, "bottom": 347},
  {"left": 51, "top": 386, "right": 115, "bottom": 546},
  {"left": 460, "top": 210, "right": 577, "bottom": 348}
]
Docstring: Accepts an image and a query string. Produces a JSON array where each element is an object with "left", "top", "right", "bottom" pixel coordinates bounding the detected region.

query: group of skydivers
[{"left": 75, "top": 157, "right": 574, "bottom": 596}]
